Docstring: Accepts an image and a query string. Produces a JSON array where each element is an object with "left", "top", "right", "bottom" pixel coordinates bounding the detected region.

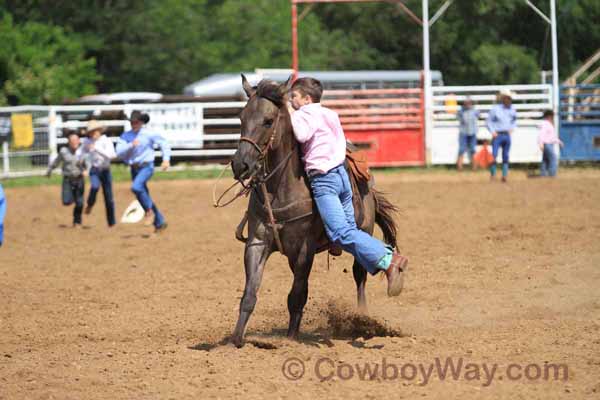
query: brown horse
[{"left": 229, "top": 75, "right": 400, "bottom": 348}]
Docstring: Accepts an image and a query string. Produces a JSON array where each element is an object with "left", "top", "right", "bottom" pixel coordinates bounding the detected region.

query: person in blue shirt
[
  {"left": 0, "top": 183, "right": 5, "bottom": 246},
  {"left": 486, "top": 89, "right": 517, "bottom": 182},
  {"left": 116, "top": 111, "right": 171, "bottom": 232}
]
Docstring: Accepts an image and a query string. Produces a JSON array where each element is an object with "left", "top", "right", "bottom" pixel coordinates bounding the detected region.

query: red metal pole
[{"left": 291, "top": 1, "right": 299, "bottom": 81}]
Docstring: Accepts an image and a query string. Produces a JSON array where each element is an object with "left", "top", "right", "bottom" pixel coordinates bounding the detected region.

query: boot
[{"left": 385, "top": 253, "right": 408, "bottom": 297}]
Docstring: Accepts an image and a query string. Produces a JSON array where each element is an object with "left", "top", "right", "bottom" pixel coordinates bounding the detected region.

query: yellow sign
[
  {"left": 11, "top": 114, "right": 34, "bottom": 148},
  {"left": 445, "top": 94, "right": 458, "bottom": 114}
]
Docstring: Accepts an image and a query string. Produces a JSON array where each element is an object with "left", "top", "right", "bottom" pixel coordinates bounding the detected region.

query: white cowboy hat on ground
[
  {"left": 499, "top": 89, "right": 514, "bottom": 99},
  {"left": 121, "top": 200, "right": 145, "bottom": 223}
]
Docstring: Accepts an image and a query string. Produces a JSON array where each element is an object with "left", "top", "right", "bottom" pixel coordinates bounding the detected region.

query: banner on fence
[{"left": 11, "top": 113, "right": 34, "bottom": 148}]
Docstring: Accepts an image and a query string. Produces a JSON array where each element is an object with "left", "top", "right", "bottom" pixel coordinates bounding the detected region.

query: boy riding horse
[{"left": 288, "top": 77, "right": 408, "bottom": 296}]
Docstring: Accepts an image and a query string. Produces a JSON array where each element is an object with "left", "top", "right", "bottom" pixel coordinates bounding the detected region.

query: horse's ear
[
  {"left": 241, "top": 74, "right": 255, "bottom": 98},
  {"left": 284, "top": 75, "right": 293, "bottom": 92},
  {"left": 278, "top": 75, "right": 294, "bottom": 102}
]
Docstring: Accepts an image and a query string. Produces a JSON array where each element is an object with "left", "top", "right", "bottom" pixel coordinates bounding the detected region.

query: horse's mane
[{"left": 255, "top": 80, "right": 286, "bottom": 106}]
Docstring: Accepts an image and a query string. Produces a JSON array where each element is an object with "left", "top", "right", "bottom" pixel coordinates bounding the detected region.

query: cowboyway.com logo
[{"left": 281, "top": 356, "right": 569, "bottom": 386}]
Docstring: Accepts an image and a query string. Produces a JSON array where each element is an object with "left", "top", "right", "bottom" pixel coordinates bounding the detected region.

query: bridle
[
  {"left": 238, "top": 117, "right": 279, "bottom": 159},
  {"left": 213, "top": 94, "right": 311, "bottom": 254},
  {"left": 213, "top": 97, "right": 294, "bottom": 207},
  {"left": 236, "top": 99, "right": 297, "bottom": 189}
]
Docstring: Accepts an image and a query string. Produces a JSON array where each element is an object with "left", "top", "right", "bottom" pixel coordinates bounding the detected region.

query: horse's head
[{"left": 231, "top": 74, "right": 292, "bottom": 181}]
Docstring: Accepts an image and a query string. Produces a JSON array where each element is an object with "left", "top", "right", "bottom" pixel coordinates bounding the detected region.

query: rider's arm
[{"left": 290, "top": 111, "right": 314, "bottom": 143}]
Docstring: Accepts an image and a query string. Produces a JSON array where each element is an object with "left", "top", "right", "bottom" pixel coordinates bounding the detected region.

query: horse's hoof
[{"left": 231, "top": 336, "right": 245, "bottom": 348}]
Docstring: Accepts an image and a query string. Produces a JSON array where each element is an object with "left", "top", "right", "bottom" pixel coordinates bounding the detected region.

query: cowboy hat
[
  {"left": 499, "top": 89, "right": 514, "bottom": 99},
  {"left": 120, "top": 200, "right": 145, "bottom": 224},
  {"left": 86, "top": 119, "right": 106, "bottom": 134}
]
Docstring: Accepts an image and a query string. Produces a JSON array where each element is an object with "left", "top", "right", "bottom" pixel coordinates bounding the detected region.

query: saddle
[
  {"left": 345, "top": 144, "right": 372, "bottom": 184},
  {"left": 344, "top": 143, "right": 373, "bottom": 228}
]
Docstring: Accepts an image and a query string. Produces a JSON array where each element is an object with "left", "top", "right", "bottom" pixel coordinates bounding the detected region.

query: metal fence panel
[
  {"left": 560, "top": 84, "right": 600, "bottom": 161},
  {"left": 0, "top": 107, "right": 52, "bottom": 178},
  {"left": 432, "top": 85, "right": 552, "bottom": 164}
]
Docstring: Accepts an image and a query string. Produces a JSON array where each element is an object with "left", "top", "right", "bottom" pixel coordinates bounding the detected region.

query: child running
[
  {"left": 538, "top": 110, "right": 563, "bottom": 177},
  {"left": 287, "top": 77, "right": 408, "bottom": 297},
  {"left": 46, "top": 132, "right": 90, "bottom": 227},
  {"left": 116, "top": 111, "right": 170, "bottom": 232},
  {"left": 81, "top": 120, "right": 117, "bottom": 226}
]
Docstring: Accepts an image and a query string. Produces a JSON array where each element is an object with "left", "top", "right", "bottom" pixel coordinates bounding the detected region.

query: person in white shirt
[{"left": 81, "top": 120, "right": 117, "bottom": 226}]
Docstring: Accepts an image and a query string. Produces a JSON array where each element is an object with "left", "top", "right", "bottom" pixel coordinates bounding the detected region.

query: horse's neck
[{"left": 264, "top": 119, "right": 309, "bottom": 204}]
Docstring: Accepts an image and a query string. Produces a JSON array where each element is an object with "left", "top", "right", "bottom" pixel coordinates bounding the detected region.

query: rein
[{"left": 213, "top": 102, "right": 313, "bottom": 254}]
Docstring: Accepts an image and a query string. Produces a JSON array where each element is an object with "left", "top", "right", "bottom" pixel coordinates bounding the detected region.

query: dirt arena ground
[{"left": 1, "top": 168, "right": 599, "bottom": 399}]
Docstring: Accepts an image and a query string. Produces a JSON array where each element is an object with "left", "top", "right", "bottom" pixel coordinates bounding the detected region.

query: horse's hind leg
[
  {"left": 352, "top": 259, "right": 368, "bottom": 314},
  {"left": 231, "top": 239, "right": 270, "bottom": 348},
  {"left": 287, "top": 244, "right": 315, "bottom": 339}
]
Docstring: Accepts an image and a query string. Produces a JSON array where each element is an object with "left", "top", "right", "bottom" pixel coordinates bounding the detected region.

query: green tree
[
  {"left": 209, "top": 0, "right": 381, "bottom": 72},
  {"left": 0, "top": 14, "right": 98, "bottom": 105},
  {"left": 470, "top": 43, "right": 539, "bottom": 84},
  {"left": 2, "top": 0, "right": 599, "bottom": 94}
]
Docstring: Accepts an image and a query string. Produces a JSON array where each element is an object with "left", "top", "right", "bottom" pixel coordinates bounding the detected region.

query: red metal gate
[{"left": 322, "top": 88, "right": 425, "bottom": 166}]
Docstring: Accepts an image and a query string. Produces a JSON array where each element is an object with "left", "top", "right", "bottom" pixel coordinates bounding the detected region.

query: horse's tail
[{"left": 372, "top": 189, "right": 399, "bottom": 249}]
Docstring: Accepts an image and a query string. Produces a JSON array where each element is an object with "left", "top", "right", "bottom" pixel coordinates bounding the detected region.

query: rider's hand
[
  {"left": 161, "top": 160, "right": 170, "bottom": 171},
  {"left": 287, "top": 102, "right": 295, "bottom": 114}
]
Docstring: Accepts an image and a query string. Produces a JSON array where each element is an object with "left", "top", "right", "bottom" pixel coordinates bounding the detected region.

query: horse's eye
[{"left": 263, "top": 119, "right": 273, "bottom": 128}]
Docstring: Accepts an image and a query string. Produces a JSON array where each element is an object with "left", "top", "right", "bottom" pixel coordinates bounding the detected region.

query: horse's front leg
[
  {"left": 286, "top": 239, "right": 315, "bottom": 339},
  {"left": 231, "top": 233, "right": 272, "bottom": 348},
  {"left": 352, "top": 259, "right": 368, "bottom": 314}
]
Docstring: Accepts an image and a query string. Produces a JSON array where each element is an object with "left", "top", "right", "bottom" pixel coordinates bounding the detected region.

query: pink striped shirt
[
  {"left": 290, "top": 103, "right": 347, "bottom": 174},
  {"left": 538, "top": 120, "right": 561, "bottom": 146}
]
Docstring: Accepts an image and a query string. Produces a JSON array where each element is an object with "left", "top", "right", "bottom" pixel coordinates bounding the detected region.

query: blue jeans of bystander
[
  {"left": 130, "top": 164, "right": 165, "bottom": 228},
  {"left": 541, "top": 143, "right": 558, "bottom": 177}
]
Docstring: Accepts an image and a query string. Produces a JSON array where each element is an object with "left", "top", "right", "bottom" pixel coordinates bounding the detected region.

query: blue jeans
[
  {"left": 310, "top": 165, "right": 389, "bottom": 275},
  {"left": 62, "top": 177, "right": 84, "bottom": 225},
  {"left": 491, "top": 133, "right": 511, "bottom": 177},
  {"left": 130, "top": 164, "right": 165, "bottom": 228},
  {"left": 88, "top": 167, "right": 116, "bottom": 226},
  {"left": 458, "top": 133, "right": 476, "bottom": 157},
  {"left": 541, "top": 144, "right": 558, "bottom": 177}
]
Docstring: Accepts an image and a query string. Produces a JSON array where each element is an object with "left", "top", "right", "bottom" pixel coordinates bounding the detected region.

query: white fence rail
[
  {"left": 431, "top": 84, "right": 553, "bottom": 164},
  {"left": 0, "top": 84, "right": 555, "bottom": 178},
  {"left": 0, "top": 102, "right": 245, "bottom": 178}
]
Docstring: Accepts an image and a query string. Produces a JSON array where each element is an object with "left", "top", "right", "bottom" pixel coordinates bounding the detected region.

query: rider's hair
[{"left": 291, "top": 77, "right": 323, "bottom": 103}]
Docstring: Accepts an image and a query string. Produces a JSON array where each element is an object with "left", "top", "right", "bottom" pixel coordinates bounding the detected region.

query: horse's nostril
[{"left": 232, "top": 160, "right": 250, "bottom": 179}]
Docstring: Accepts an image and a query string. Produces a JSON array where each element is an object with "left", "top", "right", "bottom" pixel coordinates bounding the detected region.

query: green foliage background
[{"left": 0, "top": 0, "right": 598, "bottom": 104}]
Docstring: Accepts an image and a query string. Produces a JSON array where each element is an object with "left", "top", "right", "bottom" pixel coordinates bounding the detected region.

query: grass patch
[
  {"left": 0, "top": 164, "right": 232, "bottom": 188},
  {"left": 1, "top": 161, "right": 597, "bottom": 189}
]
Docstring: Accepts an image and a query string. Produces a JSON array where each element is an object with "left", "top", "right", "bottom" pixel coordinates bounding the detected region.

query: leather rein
[{"left": 213, "top": 103, "right": 313, "bottom": 253}]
